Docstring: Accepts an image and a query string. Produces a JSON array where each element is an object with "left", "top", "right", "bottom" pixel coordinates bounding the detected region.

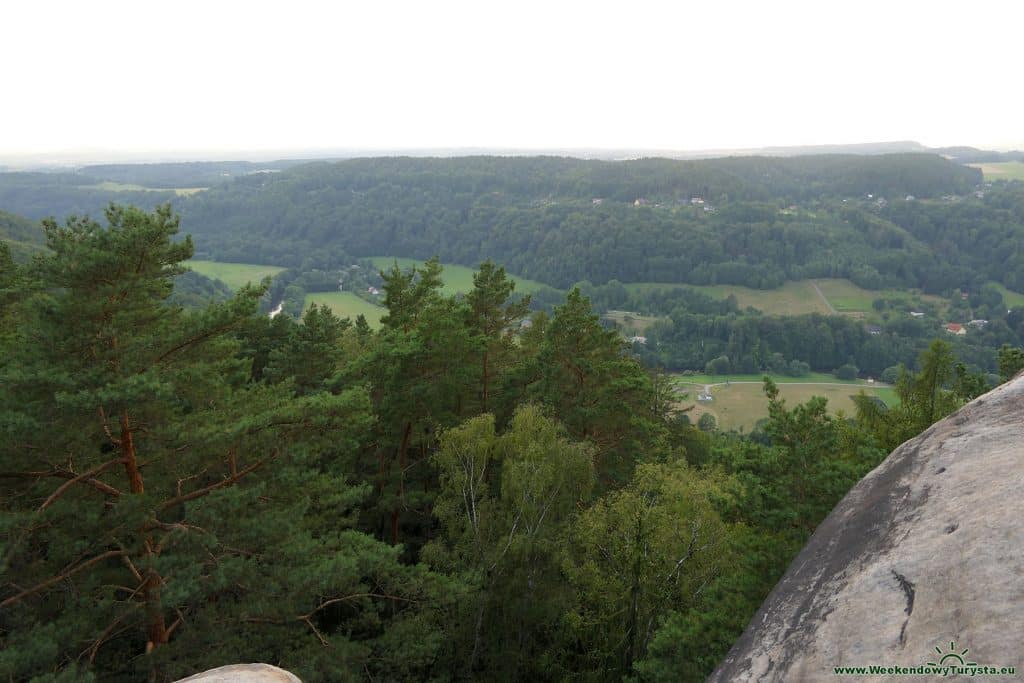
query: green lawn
[
  {"left": 304, "top": 292, "right": 386, "bottom": 328},
  {"left": 85, "top": 181, "right": 206, "bottom": 196},
  {"left": 988, "top": 282, "right": 1024, "bottom": 308},
  {"left": 674, "top": 380, "right": 896, "bottom": 432},
  {"left": 186, "top": 260, "right": 286, "bottom": 290},
  {"left": 368, "top": 257, "right": 553, "bottom": 296},
  {"left": 968, "top": 162, "right": 1024, "bottom": 181}
]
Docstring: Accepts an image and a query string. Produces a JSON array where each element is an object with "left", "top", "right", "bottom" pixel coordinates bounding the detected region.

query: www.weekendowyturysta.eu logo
[
  {"left": 927, "top": 641, "right": 976, "bottom": 668},
  {"left": 832, "top": 639, "right": 1016, "bottom": 677}
]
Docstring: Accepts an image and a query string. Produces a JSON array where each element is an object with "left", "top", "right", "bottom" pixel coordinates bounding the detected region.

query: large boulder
[
  {"left": 710, "top": 375, "right": 1024, "bottom": 682},
  {"left": 174, "top": 664, "right": 301, "bottom": 682}
]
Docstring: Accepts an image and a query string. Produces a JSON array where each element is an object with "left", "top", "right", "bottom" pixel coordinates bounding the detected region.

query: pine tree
[{"left": 0, "top": 206, "right": 450, "bottom": 681}]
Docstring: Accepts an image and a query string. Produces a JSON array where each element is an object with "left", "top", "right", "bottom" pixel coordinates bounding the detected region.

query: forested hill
[
  {"left": 175, "top": 153, "right": 1009, "bottom": 291},
  {"left": 0, "top": 210, "right": 45, "bottom": 260},
  {"left": 1, "top": 154, "right": 1013, "bottom": 292}
]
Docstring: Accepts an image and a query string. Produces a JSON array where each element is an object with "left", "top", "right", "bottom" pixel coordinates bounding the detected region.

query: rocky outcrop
[
  {"left": 174, "top": 664, "right": 301, "bottom": 682},
  {"left": 710, "top": 374, "right": 1024, "bottom": 682}
]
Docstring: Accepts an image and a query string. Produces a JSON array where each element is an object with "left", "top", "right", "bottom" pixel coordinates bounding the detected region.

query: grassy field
[
  {"left": 812, "top": 279, "right": 945, "bottom": 313},
  {"left": 674, "top": 379, "right": 897, "bottom": 432},
  {"left": 186, "top": 260, "right": 286, "bottom": 290},
  {"left": 369, "top": 257, "right": 553, "bottom": 296},
  {"left": 624, "top": 278, "right": 945, "bottom": 317},
  {"left": 304, "top": 292, "right": 386, "bottom": 327},
  {"left": 968, "top": 162, "right": 1024, "bottom": 181},
  {"left": 989, "top": 282, "right": 1024, "bottom": 308},
  {"left": 602, "top": 310, "right": 667, "bottom": 333},
  {"left": 675, "top": 372, "right": 878, "bottom": 386},
  {"left": 85, "top": 181, "right": 206, "bottom": 196},
  {"left": 624, "top": 280, "right": 831, "bottom": 316}
]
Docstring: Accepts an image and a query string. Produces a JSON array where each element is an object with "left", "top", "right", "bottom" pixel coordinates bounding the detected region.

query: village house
[{"left": 945, "top": 323, "right": 966, "bottom": 335}]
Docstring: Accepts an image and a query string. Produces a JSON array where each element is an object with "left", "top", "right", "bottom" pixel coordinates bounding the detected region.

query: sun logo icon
[{"left": 927, "top": 641, "right": 978, "bottom": 667}]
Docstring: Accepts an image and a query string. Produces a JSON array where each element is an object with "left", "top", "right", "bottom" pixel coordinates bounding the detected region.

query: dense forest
[
  {"left": 4, "top": 154, "right": 1014, "bottom": 294},
  {"left": 171, "top": 154, "right": 997, "bottom": 291},
  {"left": 2, "top": 205, "right": 1021, "bottom": 681}
]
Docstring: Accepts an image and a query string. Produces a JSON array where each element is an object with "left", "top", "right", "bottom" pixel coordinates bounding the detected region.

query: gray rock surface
[
  {"left": 709, "top": 374, "right": 1024, "bottom": 683},
  {"left": 174, "top": 663, "right": 301, "bottom": 682}
]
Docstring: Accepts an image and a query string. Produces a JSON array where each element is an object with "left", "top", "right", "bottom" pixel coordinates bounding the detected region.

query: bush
[
  {"left": 833, "top": 364, "right": 859, "bottom": 380},
  {"left": 704, "top": 355, "right": 731, "bottom": 375},
  {"left": 697, "top": 413, "right": 718, "bottom": 432},
  {"left": 785, "top": 360, "right": 810, "bottom": 377}
]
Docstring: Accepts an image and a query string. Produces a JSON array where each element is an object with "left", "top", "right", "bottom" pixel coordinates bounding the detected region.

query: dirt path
[{"left": 810, "top": 280, "right": 838, "bottom": 314}]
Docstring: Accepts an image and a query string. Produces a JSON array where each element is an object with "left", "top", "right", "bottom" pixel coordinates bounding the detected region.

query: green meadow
[
  {"left": 674, "top": 378, "right": 897, "bottom": 432},
  {"left": 85, "top": 181, "right": 206, "bottom": 196},
  {"left": 304, "top": 292, "right": 386, "bottom": 328},
  {"left": 368, "top": 257, "right": 552, "bottom": 296},
  {"left": 186, "top": 260, "right": 286, "bottom": 290},
  {"left": 968, "top": 161, "right": 1024, "bottom": 181}
]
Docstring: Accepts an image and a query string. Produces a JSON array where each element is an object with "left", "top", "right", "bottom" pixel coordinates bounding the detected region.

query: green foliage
[
  {"left": 426, "top": 406, "right": 594, "bottom": 679},
  {"left": 705, "top": 354, "right": 731, "bottom": 375},
  {"left": 833, "top": 363, "right": 859, "bottom": 380},
  {"left": 697, "top": 412, "right": 718, "bottom": 432},
  {"left": 2, "top": 197, "right": 988, "bottom": 682},
  {"left": 853, "top": 339, "right": 963, "bottom": 452},
  {"left": 0, "top": 206, "right": 451, "bottom": 681},
  {"left": 528, "top": 289, "right": 665, "bottom": 485},
  {"left": 563, "top": 462, "right": 736, "bottom": 680},
  {"left": 998, "top": 343, "right": 1024, "bottom": 380}
]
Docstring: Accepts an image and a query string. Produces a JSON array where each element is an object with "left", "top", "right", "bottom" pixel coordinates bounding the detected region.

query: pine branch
[
  {"left": 1, "top": 550, "right": 127, "bottom": 608},
  {"left": 156, "top": 451, "right": 278, "bottom": 512},
  {"left": 36, "top": 458, "right": 125, "bottom": 512}
]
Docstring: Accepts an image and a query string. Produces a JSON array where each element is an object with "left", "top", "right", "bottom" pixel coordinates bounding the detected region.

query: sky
[{"left": 2, "top": 0, "right": 1022, "bottom": 160}]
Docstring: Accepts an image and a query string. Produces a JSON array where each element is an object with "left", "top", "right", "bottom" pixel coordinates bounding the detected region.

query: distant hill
[
  {"left": 932, "top": 146, "right": 1024, "bottom": 163},
  {"left": 76, "top": 160, "right": 312, "bottom": 189},
  {"left": 174, "top": 154, "right": 995, "bottom": 291},
  {"left": 0, "top": 209, "right": 46, "bottom": 261}
]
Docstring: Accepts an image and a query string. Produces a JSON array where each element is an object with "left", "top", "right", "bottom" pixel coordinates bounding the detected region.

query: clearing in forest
[{"left": 186, "top": 260, "right": 286, "bottom": 290}]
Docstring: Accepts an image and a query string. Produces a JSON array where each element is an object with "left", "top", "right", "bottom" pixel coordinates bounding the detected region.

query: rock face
[
  {"left": 174, "top": 664, "right": 301, "bottom": 682},
  {"left": 710, "top": 374, "right": 1024, "bottom": 682}
]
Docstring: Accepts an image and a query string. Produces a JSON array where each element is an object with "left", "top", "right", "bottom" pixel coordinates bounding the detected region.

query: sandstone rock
[
  {"left": 174, "top": 663, "right": 301, "bottom": 682},
  {"left": 710, "top": 374, "right": 1024, "bottom": 682}
]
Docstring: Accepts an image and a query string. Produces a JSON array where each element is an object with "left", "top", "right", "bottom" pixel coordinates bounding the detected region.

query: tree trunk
[{"left": 121, "top": 411, "right": 144, "bottom": 494}]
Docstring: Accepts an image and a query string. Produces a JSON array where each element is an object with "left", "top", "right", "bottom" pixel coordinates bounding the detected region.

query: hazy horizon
[{"left": 3, "top": 1, "right": 1022, "bottom": 162}]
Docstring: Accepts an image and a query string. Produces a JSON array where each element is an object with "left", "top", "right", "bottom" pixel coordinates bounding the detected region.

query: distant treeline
[{"left": 4, "top": 154, "right": 1022, "bottom": 295}]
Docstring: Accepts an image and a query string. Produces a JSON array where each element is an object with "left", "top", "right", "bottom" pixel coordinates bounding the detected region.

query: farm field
[
  {"left": 369, "top": 257, "right": 553, "bottom": 296},
  {"left": 623, "top": 278, "right": 943, "bottom": 317},
  {"left": 186, "top": 260, "right": 286, "bottom": 290},
  {"left": 624, "top": 280, "right": 831, "bottom": 316},
  {"left": 675, "top": 372, "right": 878, "bottom": 386},
  {"left": 304, "top": 292, "right": 386, "bottom": 328},
  {"left": 968, "top": 161, "right": 1024, "bottom": 181},
  {"left": 84, "top": 181, "right": 206, "bottom": 196},
  {"left": 602, "top": 309, "right": 666, "bottom": 333},
  {"left": 674, "top": 378, "right": 897, "bottom": 432},
  {"left": 988, "top": 282, "right": 1024, "bottom": 308},
  {"left": 811, "top": 279, "right": 945, "bottom": 314}
]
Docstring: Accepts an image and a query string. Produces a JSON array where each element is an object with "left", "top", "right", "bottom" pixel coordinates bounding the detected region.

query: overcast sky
[{"left": 2, "top": 0, "right": 1022, "bottom": 159}]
